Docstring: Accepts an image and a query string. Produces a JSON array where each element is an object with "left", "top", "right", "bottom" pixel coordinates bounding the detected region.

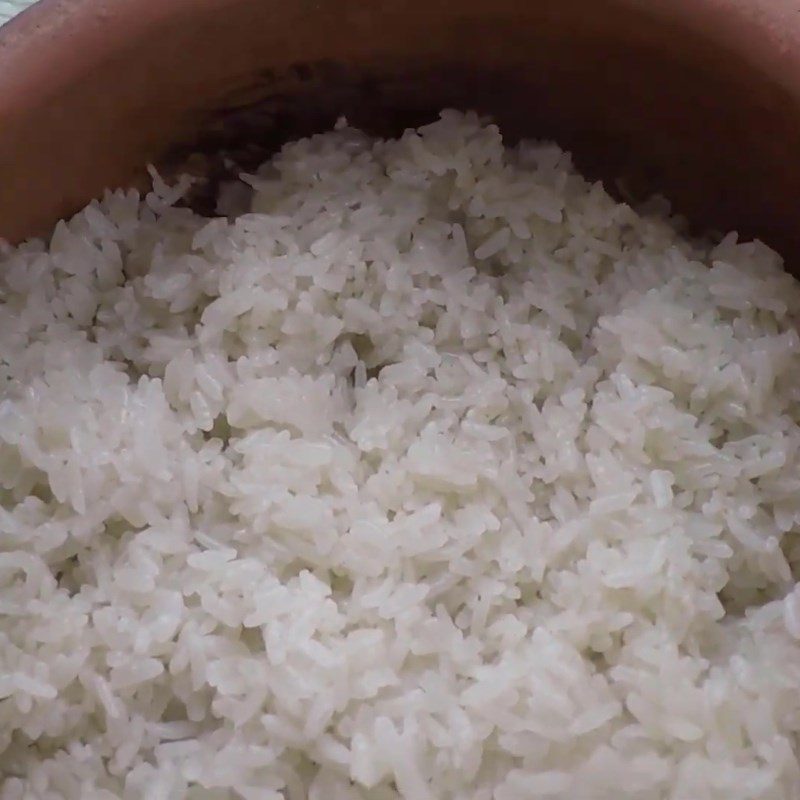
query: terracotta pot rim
[
  {"left": 0, "top": 0, "right": 232, "bottom": 112},
  {"left": 3, "top": 0, "right": 800, "bottom": 103}
]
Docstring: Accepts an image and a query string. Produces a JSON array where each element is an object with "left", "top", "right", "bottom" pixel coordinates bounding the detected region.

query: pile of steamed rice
[{"left": 2, "top": 111, "right": 800, "bottom": 799}]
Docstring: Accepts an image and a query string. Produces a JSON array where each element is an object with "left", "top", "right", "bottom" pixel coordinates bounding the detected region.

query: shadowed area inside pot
[{"left": 161, "top": 52, "right": 800, "bottom": 270}]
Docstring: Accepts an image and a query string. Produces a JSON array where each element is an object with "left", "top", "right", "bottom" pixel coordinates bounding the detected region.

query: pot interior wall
[{"left": 1, "top": 0, "right": 799, "bottom": 267}]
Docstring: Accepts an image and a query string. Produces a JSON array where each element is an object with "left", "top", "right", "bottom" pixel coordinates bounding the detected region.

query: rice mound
[{"left": 3, "top": 111, "right": 800, "bottom": 799}]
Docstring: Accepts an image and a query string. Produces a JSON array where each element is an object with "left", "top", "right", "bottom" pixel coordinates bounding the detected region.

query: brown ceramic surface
[{"left": 1, "top": 0, "right": 800, "bottom": 264}]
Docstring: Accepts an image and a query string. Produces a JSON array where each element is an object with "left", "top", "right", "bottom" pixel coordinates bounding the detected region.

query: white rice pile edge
[{"left": 2, "top": 110, "right": 800, "bottom": 799}]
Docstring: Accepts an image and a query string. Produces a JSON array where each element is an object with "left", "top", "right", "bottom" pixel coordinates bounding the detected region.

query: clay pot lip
[
  {"left": 2, "top": 0, "right": 800, "bottom": 130},
  {"left": 0, "top": 0, "right": 224, "bottom": 114},
  {"left": 2, "top": 0, "right": 800, "bottom": 97}
]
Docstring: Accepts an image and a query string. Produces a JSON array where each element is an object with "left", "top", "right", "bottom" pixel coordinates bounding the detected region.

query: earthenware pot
[{"left": 1, "top": 0, "right": 799, "bottom": 263}]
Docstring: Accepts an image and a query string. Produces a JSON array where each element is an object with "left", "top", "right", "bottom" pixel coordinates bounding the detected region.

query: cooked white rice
[{"left": 2, "top": 111, "right": 800, "bottom": 799}]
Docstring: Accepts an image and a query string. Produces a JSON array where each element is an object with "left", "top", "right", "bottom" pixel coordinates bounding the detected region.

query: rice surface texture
[{"left": 3, "top": 112, "right": 800, "bottom": 799}]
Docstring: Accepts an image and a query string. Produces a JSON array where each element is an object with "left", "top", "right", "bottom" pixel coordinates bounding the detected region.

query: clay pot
[{"left": 1, "top": 0, "right": 800, "bottom": 263}]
